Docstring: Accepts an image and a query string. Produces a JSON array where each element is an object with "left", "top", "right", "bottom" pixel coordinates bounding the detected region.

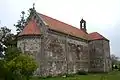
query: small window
[{"left": 82, "top": 23, "right": 84, "bottom": 27}]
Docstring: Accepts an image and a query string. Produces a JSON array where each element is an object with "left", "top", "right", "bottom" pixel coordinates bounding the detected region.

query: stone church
[{"left": 17, "top": 8, "right": 111, "bottom": 76}]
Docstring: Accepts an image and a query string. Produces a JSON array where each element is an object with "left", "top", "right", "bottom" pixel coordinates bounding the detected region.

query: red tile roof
[
  {"left": 39, "top": 13, "right": 90, "bottom": 40},
  {"left": 19, "top": 18, "right": 41, "bottom": 36},
  {"left": 19, "top": 12, "right": 108, "bottom": 41},
  {"left": 89, "top": 32, "right": 108, "bottom": 40}
]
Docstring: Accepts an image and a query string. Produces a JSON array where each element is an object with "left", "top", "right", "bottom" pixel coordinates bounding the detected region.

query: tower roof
[{"left": 19, "top": 18, "right": 41, "bottom": 36}]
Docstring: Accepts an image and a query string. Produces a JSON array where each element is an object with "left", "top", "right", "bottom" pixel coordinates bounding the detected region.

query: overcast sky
[{"left": 0, "top": 0, "right": 120, "bottom": 57}]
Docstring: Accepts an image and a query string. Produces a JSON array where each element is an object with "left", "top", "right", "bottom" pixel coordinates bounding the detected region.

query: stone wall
[
  {"left": 41, "top": 30, "right": 89, "bottom": 76},
  {"left": 89, "top": 40, "right": 111, "bottom": 72},
  {"left": 67, "top": 37, "right": 89, "bottom": 73},
  {"left": 103, "top": 40, "right": 112, "bottom": 72},
  {"left": 89, "top": 40, "right": 105, "bottom": 72},
  {"left": 17, "top": 34, "right": 111, "bottom": 76},
  {"left": 17, "top": 29, "right": 89, "bottom": 76},
  {"left": 17, "top": 36, "right": 41, "bottom": 75}
]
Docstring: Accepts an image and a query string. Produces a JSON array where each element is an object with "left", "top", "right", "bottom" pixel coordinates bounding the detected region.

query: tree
[
  {"left": 0, "top": 26, "right": 11, "bottom": 40},
  {"left": 0, "top": 7, "right": 38, "bottom": 80},
  {"left": 14, "top": 6, "right": 36, "bottom": 34},
  {"left": 6, "top": 53, "right": 37, "bottom": 80},
  {"left": 0, "top": 26, "right": 37, "bottom": 79},
  {"left": 4, "top": 46, "right": 21, "bottom": 61},
  {"left": 0, "top": 26, "right": 9, "bottom": 59},
  {"left": 111, "top": 54, "right": 120, "bottom": 70},
  {"left": 111, "top": 54, "right": 119, "bottom": 65},
  {"left": 0, "top": 60, "right": 6, "bottom": 79},
  {"left": 0, "top": 26, "right": 17, "bottom": 47},
  {"left": 0, "top": 46, "right": 38, "bottom": 80},
  {"left": 14, "top": 11, "right": 26, "bottom": 34}
]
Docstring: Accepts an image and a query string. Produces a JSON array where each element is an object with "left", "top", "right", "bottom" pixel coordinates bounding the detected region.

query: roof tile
[
  {"left": 89, "top": 32, "right": 108, "bottom": 40},
  {"left": 19, "top": 18, "right": 41, "bottom": 36},
  {"left": 38, "top": 13, "right": 90, "bottom": 40},
  {"left": 19, "top": 12, "right": 108, "bottom": 41}
]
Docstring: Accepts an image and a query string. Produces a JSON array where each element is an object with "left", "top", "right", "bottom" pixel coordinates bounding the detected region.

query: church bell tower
[{"left": 80, "top": 18, "right": 87, "bottom": 33}]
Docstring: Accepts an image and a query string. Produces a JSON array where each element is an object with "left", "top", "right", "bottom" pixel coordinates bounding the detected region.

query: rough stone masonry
[{"left": 17, "top": 8, "right": 112, "bottom": 76}]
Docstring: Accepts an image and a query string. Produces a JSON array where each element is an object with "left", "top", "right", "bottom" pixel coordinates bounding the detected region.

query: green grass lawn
[{"left": 31, "top": 71, "right": 120, "bottom": 80}]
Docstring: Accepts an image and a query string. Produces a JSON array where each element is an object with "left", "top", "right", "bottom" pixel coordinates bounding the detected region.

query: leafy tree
[
  {"left": 0, "top": 26, "right": 9, "bottom": 59},
  {"left": 0, "top": 7, "right": 38, "bottom": 80},
  {"left": 6, "top": 53, "right": 37, "bottom": 80},
  {"left": 0, "top": 46, "right": 38, "bottom": 80},
  {"left": 14, "top": 11, "right": 26, "bottom": 34},
  {"left": 111, "top": 54, "right": 119, "bottom": 65},
  {"left": 4, "top": 46, "right": 21, "bottom": 61},
  {"left": 111, "top": 54, "right": 120, "bottom": 70},
  {"left": 0, "top": 60, "right": 7, "bottom": 79},
  {"left": 0, "top": 26, "right": 16, "bottom": 47},
  {"left": 0, "top": 26, "right": 11, "bottom": 40},
  {"left": 14, "top": 7, "right": 36, "bottom": 34}
]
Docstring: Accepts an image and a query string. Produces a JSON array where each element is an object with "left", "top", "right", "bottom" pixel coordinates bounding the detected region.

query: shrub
[
  {"left": 0, "top": 47, "right": 38, "bottom": 80},
  {"left": 118, "top": 66, "right": 120, "bottom": 71},
  {"left": 4, "top": 46, "right": 21, "bottom": 61},
  {"left": 6, "top": 54, "right": 38, "bottom": 80},
  {"left": 77, "top": 70, "right": 88, "bottom": 75},
  {"left": 115, "top": 65, "right": 118, "bottom": 69},
  {"left": 66, "top": 73, "right": 76, "bottom": 77}
]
